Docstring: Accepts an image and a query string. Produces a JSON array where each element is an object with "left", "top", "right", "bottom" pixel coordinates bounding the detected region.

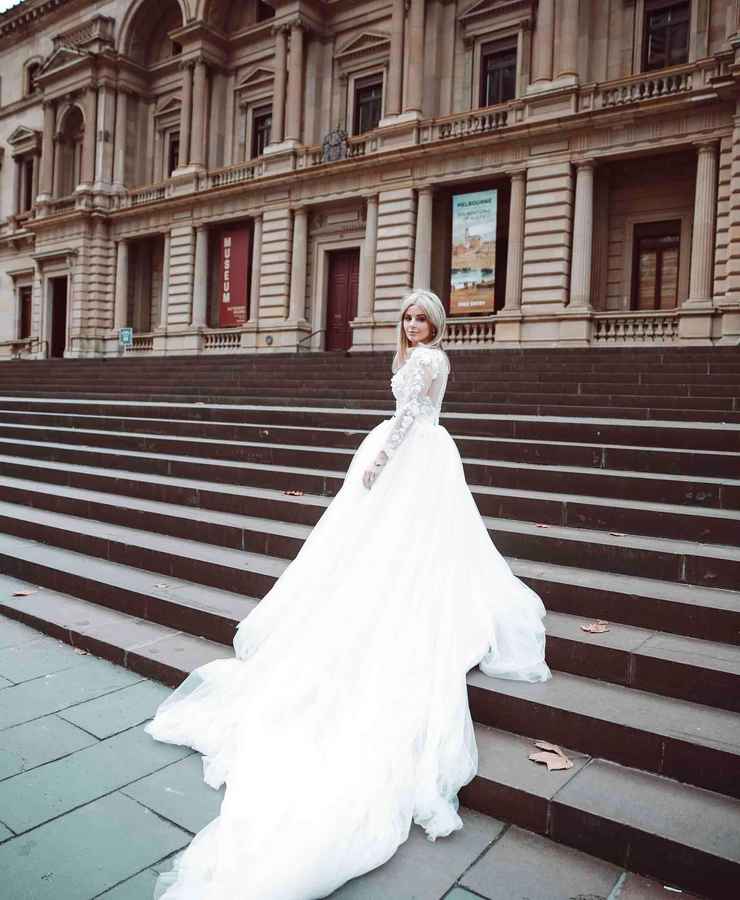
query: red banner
[{"left": 218, "top": 225, "right": 251, "bottom": 327}]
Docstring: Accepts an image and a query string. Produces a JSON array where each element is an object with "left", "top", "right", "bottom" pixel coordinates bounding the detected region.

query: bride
[{"left": 145, "top": 288, "right": 551, "bottom": 899}]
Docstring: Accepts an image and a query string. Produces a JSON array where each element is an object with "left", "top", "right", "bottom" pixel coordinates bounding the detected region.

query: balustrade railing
[
  {"left": 445, "top": 316, "right": 496, "bottom": 347},
  {"left": 128, "top": 184, "right": 167, "bottom": 207},
  {"left": 126, "top": 334, "right": 155, "bottom": 353},
  {"left": 45, "top": 195, "right": 77, "bottom": 217},
  {"left": 203, "top": 329, "right": 243, "bottom": 351},
  {"left": 599, "top": 69, "right": 692, "bottom": 108},
  {"left": 434, "top": 108, "right": 508, "bottom": 141},
  {"left": 593, "top": 311, "right": 679, "bottom": 344},
  {"left": 209, "top": 160, "right": 264, "bottom": 188}
]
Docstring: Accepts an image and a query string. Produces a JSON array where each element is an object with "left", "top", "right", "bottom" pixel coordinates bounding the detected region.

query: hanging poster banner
[
  {"left": 218, "top": 225, "right": 251, "bottom": 327},
  {"left": 449, "top": 189, "right": 497, "bottom": 315}
]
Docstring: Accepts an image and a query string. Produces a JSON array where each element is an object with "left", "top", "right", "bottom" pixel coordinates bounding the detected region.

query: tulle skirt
[{"left": 145, "top": 417, "right": 550, "bottom": 899}]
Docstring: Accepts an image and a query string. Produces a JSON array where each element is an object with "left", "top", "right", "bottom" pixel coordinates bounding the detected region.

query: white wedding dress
[{"left": 145, "top": 344, "right": 551, "bottom": 900}]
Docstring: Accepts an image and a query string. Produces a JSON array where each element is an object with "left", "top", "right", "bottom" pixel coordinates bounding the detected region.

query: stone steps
[
  {"left": 0, "top": 348, "right": 737, "bottom": 896},
  {"left": 0, "top": 575, "right": 737, "bottom": 899}
]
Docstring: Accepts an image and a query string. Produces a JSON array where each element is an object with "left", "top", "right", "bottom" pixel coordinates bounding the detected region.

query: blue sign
[{"left": 119, "top": 327, "right": 133, "bottom": 347}]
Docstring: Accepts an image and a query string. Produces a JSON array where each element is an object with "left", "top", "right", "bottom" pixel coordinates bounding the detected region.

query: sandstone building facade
[{"left": 0, "top": 0, "right": 738, "bottom": 359}]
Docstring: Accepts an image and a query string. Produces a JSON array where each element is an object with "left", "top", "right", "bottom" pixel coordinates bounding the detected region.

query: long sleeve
[{"left": 382, "top": 349, "right": 441, "bottom": 459}]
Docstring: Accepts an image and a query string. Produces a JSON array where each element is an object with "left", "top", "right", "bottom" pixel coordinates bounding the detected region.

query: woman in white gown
[{"left": 145, "top": 289, "right": 551, "bottom": 900}]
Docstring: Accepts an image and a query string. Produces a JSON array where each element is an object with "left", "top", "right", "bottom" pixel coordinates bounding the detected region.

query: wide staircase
[{"left": 0, "top": 347, "right": 737, "bottom": 898}]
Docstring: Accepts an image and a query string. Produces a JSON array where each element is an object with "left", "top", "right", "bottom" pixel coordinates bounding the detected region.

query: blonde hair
[{"left": 392, "top": 289, "right": 448, "bottom": 373}]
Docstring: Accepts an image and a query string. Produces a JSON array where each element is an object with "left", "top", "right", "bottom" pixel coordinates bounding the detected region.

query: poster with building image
[{"left": 450, "top": 189, "right": 497, "bottom": 314}]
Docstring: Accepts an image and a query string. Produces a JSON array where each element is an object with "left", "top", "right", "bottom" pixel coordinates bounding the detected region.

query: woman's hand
[{"left": 362, "top": 452, "right": 388, "bottom": 489}]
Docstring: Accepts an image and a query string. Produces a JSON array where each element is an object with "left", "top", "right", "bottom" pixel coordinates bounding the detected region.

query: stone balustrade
[
  {"left": 445, "top": 316, "right": 496, "bottom": 347},
  {"left": 203, "top": 329, "right": 243, "bottom": 352},
  {"left": 126, "top": 185, "right": 167, "bottom": 208},
  {"left": 209, "top": 161, "right": 264, "bottom": 189},
  {"left": 433, "top": 108, "right": 509, "bottom": 141},
  {"left": 599, "top": 69, "right": 693, "bottom": 108},
  {"left": 592, "top": 311, "right": 679, "bottom": 344}
]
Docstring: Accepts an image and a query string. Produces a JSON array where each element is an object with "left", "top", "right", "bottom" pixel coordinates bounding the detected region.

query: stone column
[
  {"left": 113, "top": 89, "right": 128, "bottom": 189},
  {"left": 190, "top": 58, "right": 208, "bottom": 168},
  {"left": 504, "top": 171, "right": 526, "bottom": 310},
  {"left": 272, "top": 26, "right": 288, "bottom": 144},
  {"left": 532, "top": 0, "right": 555, "bottom": 84},
  {"left": 557, "top": 0, "right": 579, "bottom": 79},
  {"left": 687, "top": 141, "right": 719, "bottom": 304},
  {"left": 385, "top": 0, "right": 405, "bottom": 117},
  {"left": 94, "top": 82, "right": 116, "bottom": 188},
  {"left": 191, "top": 225, "right": 209, "bottom": 326},
  {"left": 52, "top": 137, "right": 62, "bottom": 198},
  {"left": 248, "top": 214, "right": 262, "bottom": 325},
  {"left": 38, "top": 100, "right": 55, "bottom": 200},
  {"left": 31, "top": 153, "right": 40, "bottom": 202},
  {"left": 288, "top": 207, "right": 308, "bottom": 321},
  {"left": 405, "top": 0, "right": 426, "bottom": 114},
  {"left": 569, "top": 160, "right": 595, "bottom": 308},
  {"left": 413, "top": 187, "right": 434, "bottom": 289},
  {"left": 285, "top": 20, "right": 305, "bottom": 142},
  {"left": 159, "top": 231, "right": 171, "bottom": 330},
  {"left": 80, "top": 86, "right": 98, "bottom": 187},
  {"left": 114, "top": 240, "right": 129, "bottom": 330},
  {"left": 12, "top": 159, "right": 21, "bottom": 215},
  {"left": 358, "top": 195, "right": 378, "bottom": 317},
  {"left": 178, "top": 62, "right": 194, "bottom": 168}
]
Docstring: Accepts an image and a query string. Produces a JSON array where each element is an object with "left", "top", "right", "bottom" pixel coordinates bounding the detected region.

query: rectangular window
[
  {"left": 644, "top": 0, "right": 689, "bottom": 71},
  {"left": 257, "top": 1, "right": 275, "bottom": 22},
  {"left": 632, "top": 220, "right": 681, "bottom": 310},
  {"left": 353, "top": 75, "right": 383, "bottom": 135},
  {"left": 479, "top": 39, "right": 517, "bottom": 107},
  {"left": 19, "top": 285, "right": 32, "bottom": 340},
  {"left": 251, "top": 106, "right": 272, "bottom": 157},
  {"left": 22, "top": 157, "right": 34, "bottom": 212},
  {"left": 167, "top": 131, "right": 180, "bottom": 177}
]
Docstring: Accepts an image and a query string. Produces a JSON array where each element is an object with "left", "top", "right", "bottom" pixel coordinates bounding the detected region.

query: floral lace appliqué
[{"left": 382, "top": 348, "right": 446, "bottom": 458}]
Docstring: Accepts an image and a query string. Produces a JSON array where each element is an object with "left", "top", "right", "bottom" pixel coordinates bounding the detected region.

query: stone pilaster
[
  {"left": 505, "top": 171, "right": 526, "bottom": 311},
  {"left": 272, "top": 26, "right": 288, "bottom": 144},
  {"left": 357, "top": 195, "right": 379, "bottom": 318},
  {"left": 191, "top": 225, "right": 209, "bottom": 327},
  {"left": 556, "top": 0, "right": 579, "bottom": 80},
  {"left": 178, "top": 62, "right": 194, "bottom": 168},
  {"left": 80, "top": 86, "right": 97, "bottom": 187},
  {"left": 38, "top": 100, "right": 55, "bottom": 201},
  {"left": 249, "top": 214, "right": 262, "bottom": 325},
  {"left": 114, "top": 240, "right": 128, "bottom": 330},
  {"left": 259, "top": 207, "right": 293, "bottom": 320},
  {"left": 190, "top": 58, "right": 208, "bottom": 168},
  {"left": 288, "top": 207, "right": 308, "bottom": 322},
  {"left": 374, "top": 188, "right": 416, "bottom": 316},
  {"left": 385, "top": 0, "right": 405, "bottom": 117},
  {"left": 531, "top": 0, "right": 555, "bottom": 84},
  {"left": 413, "top": 187, "right": 434, "bottom": 289},
  {"left": 569, "top": 160, "right": 595, "bottom": 308},
  {"left": 405, "top": 0, "right": 426, "bottom": 114},
  {"left": 687, "top": 142, "right": 719, "bottom": 305},
  {"left": 285, "top": 20, "right": 305, "bottom": 143},
  {"left": 94, "top": 82, "right": 115, "bottom": 190},
  {"left": 113, "top": 90, "right": 128, "bottom": 189},
  {"left": 159, "top": 230, "right": 171, "bottom": 330}
]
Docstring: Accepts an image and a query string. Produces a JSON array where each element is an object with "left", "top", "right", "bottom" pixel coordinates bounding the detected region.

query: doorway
[
  {"left": 49, "top": 276, "right": 68, "bottom": 358},
  {"left": 325, "top": 248, "right": 359, "bottom": 351}
]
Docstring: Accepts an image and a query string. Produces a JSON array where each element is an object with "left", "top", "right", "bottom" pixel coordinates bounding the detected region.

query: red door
[
  {"left": 50, "top": 277, "right": 68, "bottom": 359},
  {"left": 325, "top": 249, "right": 360, "bottom": 351}
]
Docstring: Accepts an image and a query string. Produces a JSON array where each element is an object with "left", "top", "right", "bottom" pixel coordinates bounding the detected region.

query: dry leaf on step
[
  {"left": 609, "top": 532, "right": 626, "bottom": 537},
  {"left": 284, "top": 489, "right": 304, "bottom": 496},
  {"left": 73, "top": 648, "right": 88, "bottom": 655},
  {"left": 534, "top": 523, "right": 550, "bottom": 528},
  {"left": 581, "top": 620, "right": 610, "bottom": 634},
  {"left": 12, "top": 590, "right": 37, "bottom": 597},
  {"left": 529, "top": 740, "right": 574, "bottom": 771}
]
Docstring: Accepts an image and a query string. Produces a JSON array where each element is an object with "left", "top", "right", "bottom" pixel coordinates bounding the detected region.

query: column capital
[
  {"left": 287, "top": 15, "right": 308, "bottom": 33},
  {"left": 416, "top": 184, "right": 435, "bottom": 196},
  {"left": 272, "top": 22, "right": 291, "bottom": 37},
  {"left": 573, "top": 157, "right": 597, "bottom": 170},
  {"left": 693, "top": 138, "right": 720, "bottom": 153},
  {"left": 507, "top": 167, "right": 527, "bottom": 181}
]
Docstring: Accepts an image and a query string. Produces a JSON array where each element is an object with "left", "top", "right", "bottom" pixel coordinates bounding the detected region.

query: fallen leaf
[
  {"left": 283, "top": 489, "right": 304, "bottom": 496},
  {"left": 581, "top": 620, "right": 610, "bottom": 634},
  {"left": 534, "top": 523, "right": 550, "bottom": 528},
  {"left": 154, "top": 583, "right": 171, "bottom": 590},
  {"left": 529, "top": 740, "right": 574, "bottom": 771},
  {"left": 528, "top": 750, "right": 574, "bottom": 771},
  {"left": 609, "top": 531, "right": 626, "bottom": 537},
  {"left": 12, "top": 590, "right": 37, "bottom": 597},
  {"left": 73, "top": 648, "right": 88, "bottom": 655}
]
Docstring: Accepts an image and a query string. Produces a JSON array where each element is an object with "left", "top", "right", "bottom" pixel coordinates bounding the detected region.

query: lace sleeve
[{"left": 382, "top": 350, "right": 441, "bottom": 459}]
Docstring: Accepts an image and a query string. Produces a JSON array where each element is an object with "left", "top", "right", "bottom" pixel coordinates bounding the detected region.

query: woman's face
[{"left": 403, "top": 304, "right": 432, "bottom": 346}]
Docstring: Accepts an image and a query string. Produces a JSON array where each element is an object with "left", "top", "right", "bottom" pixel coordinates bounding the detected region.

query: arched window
[{"left": 57, "top": 106, "right": 84, "bottom": 196}]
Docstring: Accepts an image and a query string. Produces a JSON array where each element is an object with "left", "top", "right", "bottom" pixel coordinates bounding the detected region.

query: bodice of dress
[{"left": 382, "top": 346, "right": 450, "bottom": 458}]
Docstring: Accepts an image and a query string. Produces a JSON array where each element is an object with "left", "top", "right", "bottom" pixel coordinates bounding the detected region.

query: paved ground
[{"left": 0, "top": 612, "right": 696, "bottom": 900}]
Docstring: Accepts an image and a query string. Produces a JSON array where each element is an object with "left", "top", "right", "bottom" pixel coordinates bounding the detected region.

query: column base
[
  {"left": 493, "top": 310, "right": 522, "bottom": 345},
  {"left": 678, "top": 305, "right": 717, "bottom": 344},
  {"left": 559, "top": 308, "right": 594, "bottom": 346}
]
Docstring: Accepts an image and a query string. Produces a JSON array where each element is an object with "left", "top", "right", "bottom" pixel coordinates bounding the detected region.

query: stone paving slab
[
  {"left": 0, "top": 656, "right": 142, "bottom": 730},
  {"left": 0, "top": 791, "right": 189, "bottom": 900},
  {"left": 98, "top": 868, "right": 160, "bottom": 900},
  {"left": 58, "top": 679, "right": 170, "bottom": 739},
  {"left": 0, "top": 674, "right": 11, "bottom": 688},
  {"left": 0, "top": 713, "right": 97, "bottom": 781},
  {"left": 122, "top": 754, "right": 225, "bottom": 834},
  {"left": 0, "top": 722, "right": 193, "bottom": 833},
  {"left": 460, "top": 825, "right": 621, "bottom": 899},
  {"left": 0, "top": 634, "right": 90, "bottom": 683}
]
